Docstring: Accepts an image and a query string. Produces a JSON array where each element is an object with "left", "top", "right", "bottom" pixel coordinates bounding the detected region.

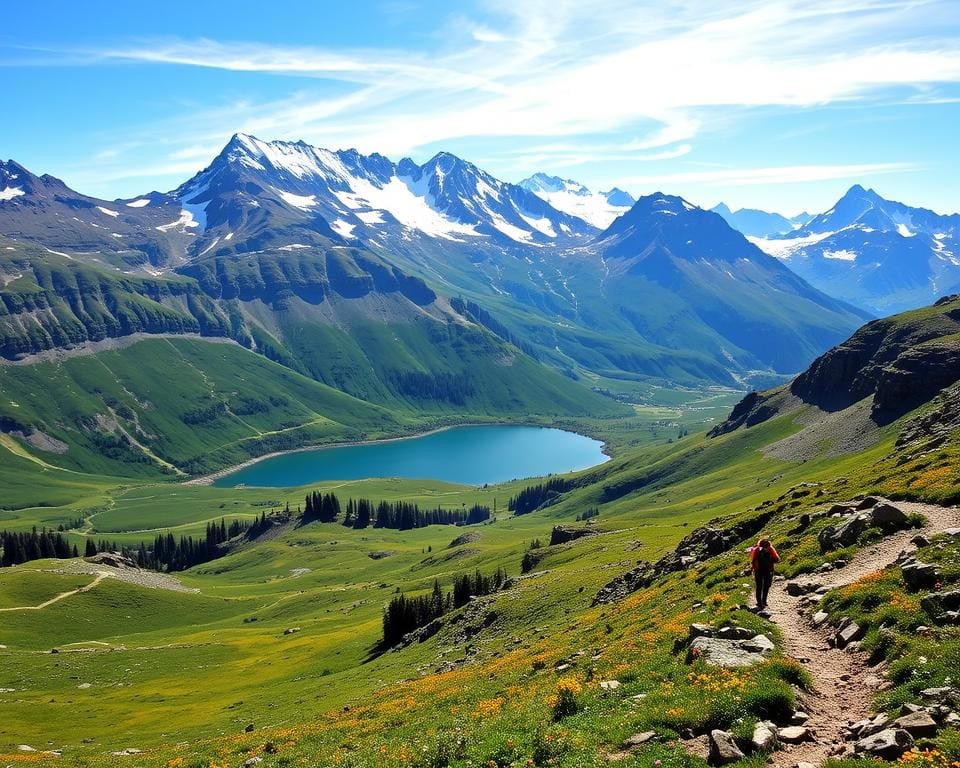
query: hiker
[{"left": 750, "top": 538, "right": 779, "bottom": 611}]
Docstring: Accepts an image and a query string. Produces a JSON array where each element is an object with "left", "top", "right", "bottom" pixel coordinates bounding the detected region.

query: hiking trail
[{"left": 766, "top": 502, "right": 960, "bottom": 767}]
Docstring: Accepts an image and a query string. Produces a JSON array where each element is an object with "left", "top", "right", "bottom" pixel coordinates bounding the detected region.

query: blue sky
[{"left": 3, "top": 0, "right": 959, "bottom": 215}]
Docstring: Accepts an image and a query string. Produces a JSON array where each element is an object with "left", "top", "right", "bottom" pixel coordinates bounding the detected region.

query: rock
[
  {"left": 687, "top": 637, "right": 768, "bottom": 668},
  {"left": 242, "top": 758, "right": 263, "bottom": 767},
  {"left": 622, "top": 731, "right": 657, "bottom": 748},
  {"left": 778, "top": 726, "right": 812, "bottom": 744},
  {"left": 740, "top": 634, "right": 775, "bottom": 654},
  {"left": 797, "top": 762, "right": 818, "bottom": 768},
  {"left": 549, "top": 525, "right": 600, "bottom": 546},
  {"left": 920, "top": 590, "right": 960, "bottom": 617},
  {"left": 828, "top": 503, "right": 859, "bottom": 515},
  {"left": 599, "top": 680, "right": 621, "bottom": 691},
  {"left": 17, "top": 746, "right": 35, "bottom": 752},
  {"left": 244, "top": 724, "right": 255, "bottom": 733},
  {"left": 902, "top": 563, "right": 941, "bottom": 591},
  {"left": 688, "top": 623, "right": 716, "bottom": 640},
  {"left": 944, "top": 712, "right": 960, "bottom": 727},
  {"left": 77, "top": 682, "right": 91, "bottom": 689},
  {"left": 855, "top": 728, "right": 913, "bottom": 759},
  {"left": 911, "top": 534, "right": 931, "bottom": 547},
  {"left": 716, "top": 625, "right": 754, "bottom": 640},
  {"left": 894, "top": 711, "right": 939, "bottom": 738},
  {"left": 812, "top": 611, "right": 830, "bottom": 627},
  {"left": 708, "top": 730, "right": 745, "bottom": 765},
  {"left": 871, "top": 502, "right": 908, "bottom": 526},
  {"left": 856, "top": 496, "right": 884, "bottom": 510},
  {"left": 555, "top": 663, "right": 572, "bottom": 672},
  {"left": 786, "top": 581, "right": 805, "bottom": 596},
  {"left": 283, "top": 627, "right": 301, "bottom": 635},
  {"left": 943, "top": 527, "right": 960, "bottom": 537},
  {"left": 110, "top": 748, "right": 143, "bottom": 756},
  {"left": 836, "top": 622, "right": 864, "bottom": 648},
  {"left": 791, "top": 711, "right": 810, "bottom": 725},
  {"left": 752, "top": 721, "right": 778, "bottom": 751}
]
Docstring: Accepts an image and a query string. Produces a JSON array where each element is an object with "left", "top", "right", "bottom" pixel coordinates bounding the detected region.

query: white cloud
[{"left": 20, "top": 0, "right": 960, "bottom": 194}]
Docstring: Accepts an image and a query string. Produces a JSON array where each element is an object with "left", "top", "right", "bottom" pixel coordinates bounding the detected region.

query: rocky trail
[{"left": 765, "top": 501, "right": 960, "bottom": 767}]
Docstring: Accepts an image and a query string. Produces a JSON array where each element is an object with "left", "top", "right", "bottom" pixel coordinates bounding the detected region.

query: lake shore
[{"left": 184, "top": 421, "right": 609, "bottom": 488}]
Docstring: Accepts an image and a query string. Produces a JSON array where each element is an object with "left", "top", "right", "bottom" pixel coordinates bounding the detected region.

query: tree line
[
  {"left": 1, "top": 528, "right": 78, "bottom": 566},
  {"left": 303, "top": 491, "right": 491, "bottom": 530},
  {"left": 1, "top": 518, "right": 248, "bottom": 572},
  {"left": 382, "top": 567, "right": 509, "bottom": 646},
  {"left": 508, "top": 477, "right": 573, "bottom": 515}
]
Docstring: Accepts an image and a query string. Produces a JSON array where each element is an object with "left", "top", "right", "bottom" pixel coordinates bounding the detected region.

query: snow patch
[
  {"left": 126, "top": 198, "right": 151, "bottom": 208},
  {"left": 488, "top": 213, "right": 533, "bottom": 243},
  {"left": 823, "top": 249, "right": 858, "bottom": 261},
  {"left": 519, "top": 213, "right": 556, "bottom": 238},
  {"left": 747, "top": 230, "right": 834, "bottom": 259},
  {"left": 224, "top": 232, "right": 234, "bottom": 241},
  {"left": 330, "top": 219, "right": 356, "bottom": 239},
  {"left": 532, "top": 188, "right": 626, "bottom": 229},
  {"left": 277, "top": 190, "right": 317, "bottom": 209},
  {"left": 155, "top": 209, "right": 200, "bottom": 232},
  {"left": 356, "top": 210, "right": 385, "bottom": 224},
  {"left": 896, "top": 223, "right": 915, "bottom": 238},
  {"left": 0, "top": 187, "right": 24, "bottom": 202},
  {"left": 96, "top": 206, "right": 119, "bottom": 218},
  {"left": 278, "top": 243, "right": 311, "bottom": 251}
]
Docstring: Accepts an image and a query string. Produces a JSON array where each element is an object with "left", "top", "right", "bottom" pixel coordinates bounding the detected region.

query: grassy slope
[{"left": 6, "top": 391, "right": 955, "bottom": 764}]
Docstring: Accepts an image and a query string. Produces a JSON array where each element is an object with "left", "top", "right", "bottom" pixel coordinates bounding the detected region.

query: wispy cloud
[{"left": 13, "top": 0, "right": 959, "bottom": 194}]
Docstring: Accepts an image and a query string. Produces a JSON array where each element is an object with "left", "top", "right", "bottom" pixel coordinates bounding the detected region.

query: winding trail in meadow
[
  {"left": 766, "top": 502, "right": 960, "bottom": 768},
  {"left": 0, "top": 572, "right": 108, "bottom": 612}
]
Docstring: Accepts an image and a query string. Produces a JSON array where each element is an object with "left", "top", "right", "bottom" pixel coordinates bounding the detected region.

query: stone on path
[
  {"left": 708, "top": 730, "right": 745, "bottom": 765},
  {"left": 855, "top": 728, "right": 914, "bottom": 759},
  {"left": 751, "top": 721, "right": 778, "bottom": 751},
  {"left": 894, "top": 711, "right": 939, "bottom": 738},
  {"left": 778, "top": 726, "right": 813, "bottom": 744},
  {"left": 621, "top": 731, "right": 656, "bottom": 748}
]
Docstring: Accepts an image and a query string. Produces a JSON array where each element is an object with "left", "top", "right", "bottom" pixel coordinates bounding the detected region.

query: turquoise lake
[{"left": 213, "top": 425, "right": 608, "bottom": 487}]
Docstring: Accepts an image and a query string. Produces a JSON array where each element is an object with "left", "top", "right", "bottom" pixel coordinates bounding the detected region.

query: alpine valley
[{"left": 3, "top": 133, "right": 960, "bottom": 768}]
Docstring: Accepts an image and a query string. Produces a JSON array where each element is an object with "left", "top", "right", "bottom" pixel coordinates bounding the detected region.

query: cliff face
[{"left": 711, "top": 295, "right": 960, "bottom": 435}]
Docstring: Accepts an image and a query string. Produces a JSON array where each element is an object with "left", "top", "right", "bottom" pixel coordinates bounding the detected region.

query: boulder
[
  {"left": 790, "top": 711, "right": 810, "bottom": 725},
  {"left": 549, "top": 525, "right": 599, "bottom": 546},
  {"left": 751, "top": 721, "right": 778, "bottom": 751},
  {"left": 871, "top": 502, "right": 908, "bottom": 526},
  {"left": 856, "top": 496, "right": 885, "bottom": 510},
  {"left": 920, "top": 590, "right": 960, "bottom": 617},
  {"left": 688, "top": 623, "right": 716, "bottom": 641},
  {"left": 599, "top": 680, "right": 621, "bottom": 692},
  {"left": 855, "top": 728, "right": 913, "bottom": 759},
  {"left": 894, "top": 711, "right": 938, "bottom": 738},
  {"left": 811, "top": 611, "right": 830, "bottom": 627},
  {"left": 911, "top": 534, "right": 931, "bottom": 548},
  {"left": 716, "top": 625, "right": 754, "bottom": 640},
  {"left": 740, "top": 634, "right": 775, "bottom": 654},
  {"left": 835, "top": 622, "right": 864, "bottom": 648},
  {"left": 708, "top": 730, "right": 745, "bottom": 765},
  {"left": 919, "top": 687, "right": 958, "bottom": 703},
  {"left": 622, "top": 732, "right": 657, "bottom": 748},
  {"left": 902, "top": 563, "right": 941, "bottom": 591},
  {"left": 687, "top": 637, "right": 769, "bottom": 668},
  {"left": 777, "top": 726, "right": 812, "bottom": 744},
  {"left": 283, "top": 627, "right": 301, "bottom": 635}
]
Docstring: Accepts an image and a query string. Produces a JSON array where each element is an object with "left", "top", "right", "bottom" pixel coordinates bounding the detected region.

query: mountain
[
  {"left": 0, "top": 137, "right": 871, "bottom": 393},
  {"left": 712, "top": 293, "right": 960, "bottom": 441},
  {"left": 0, "top": 159, "right": 195, "bottom": 270},
  {"left": 175, "top": 134, "right": 596, "bottom": 259},
  {"left": 518, "top": 172, "right": 634, "bottom": 229},
  {"left": 749, "top": 185, "right": 960, "bottom": 315},
  {"left": 711, "top": 202, "right": 810, "bottom": 238},
  {"left": 583, "top": 193, "right": 871, "bottom": 376}
]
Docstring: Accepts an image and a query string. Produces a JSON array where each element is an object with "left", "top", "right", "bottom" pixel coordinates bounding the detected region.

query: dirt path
[
  {"left": 0, "top": 572, "right": 108, "bottom": 612},
  {"left": 766, "top": 502, "right": 960, "bottom": 767}
]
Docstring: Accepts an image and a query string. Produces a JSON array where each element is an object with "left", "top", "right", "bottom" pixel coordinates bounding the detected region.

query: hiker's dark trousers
[{"left": 755, "top": 570, "right": 773, "bottom": 608}]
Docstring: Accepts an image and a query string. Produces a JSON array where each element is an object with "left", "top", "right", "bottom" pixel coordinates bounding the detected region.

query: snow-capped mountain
[
  {"left": 711, "top": 202, "right": 810, "bottom": 238},
  {"left": 749, "top": 185, "right": 960, "bottom": 314},
  {"left": 518, "top": 172, "right": 634, "bottom": 229},
  {"left": 175, "top": 134, "right": 595, "bottom": 258},
  {"left": 0, "top": 159, "right": 194, "bottom": 269}
]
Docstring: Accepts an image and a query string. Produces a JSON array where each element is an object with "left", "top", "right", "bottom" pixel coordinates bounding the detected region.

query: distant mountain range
[
  {"left": 518, "top": 172, "right": 634, "bottom": 229},
  {"left": 0, "top": 135, "right": 874, "bottom": 397},
  {"left": 711, "top": 202, "right": 811, "bottom": 238},
  {"left": 746, "top": 185, "right": 960, "bottom": 315}
]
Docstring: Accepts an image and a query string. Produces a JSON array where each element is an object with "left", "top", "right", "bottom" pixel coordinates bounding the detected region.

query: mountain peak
[{"left": 518, "top": 172, "right": 632, "bottom": 228}]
